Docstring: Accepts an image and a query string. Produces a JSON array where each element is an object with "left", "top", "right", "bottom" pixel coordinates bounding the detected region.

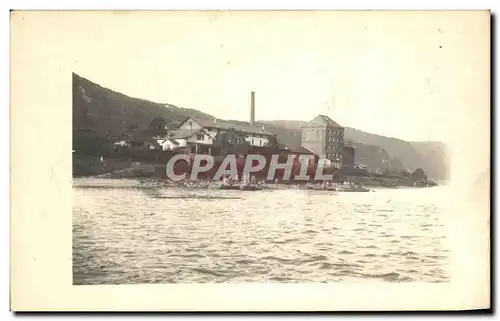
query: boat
[
  {"left": 219, "top": 184, "right": 262, "bottom": 191},
  {"left": 336, "top": 185, "right": 371, "bottom": 192},
  {"left": 219, "top": 185, "right": 240, "bottom": 190},
  {"left": 240, "top": 185, "right": 263, "bottom": 191},
  {"left": 301, "top": 186, "right": 338, "bottom": 191}
]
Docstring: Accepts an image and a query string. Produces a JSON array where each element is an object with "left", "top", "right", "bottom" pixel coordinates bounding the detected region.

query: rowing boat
[{"left": 219, "top": 184, "right": 263, "bottom": 191}]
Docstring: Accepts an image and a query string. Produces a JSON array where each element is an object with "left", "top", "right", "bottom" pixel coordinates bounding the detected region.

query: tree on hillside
[
  {"left": 411, "top": 168, "right": 428, "bottom": 181},
  {"left": 148, "top": 117, "right": 169, "bottom": 137},
  {"left": 264, "top": 135, "right": 280, "bottom": 149},
  {"left": 400, "top": 169, "right": 411, "bottom": 177},
  {"left": 73, "top": 129, "right": 111, "bottom": 156},
  {"left": 125, "top": 122, "right": 138, "bottom": 133},
  {"left": 119, "top": 123, "right": 138, "bottom": 142},
  {"left": 390, "top": 157, "right": 405, "bottom": 172},
  {"left": 213, "top": 128, "right": 251, "bottom": 155},
  {"left": 141, "top": 137, "right": 162, "bottom": 150},
  {"left": 118, "top": 123, "right": 148, "bottom": 147}
]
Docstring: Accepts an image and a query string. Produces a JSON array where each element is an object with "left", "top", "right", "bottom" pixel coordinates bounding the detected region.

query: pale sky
[{"left": 22, "top": 11, "right": 488, "bottom": 143}]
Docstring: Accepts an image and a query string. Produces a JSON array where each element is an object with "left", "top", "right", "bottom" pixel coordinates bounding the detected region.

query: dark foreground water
[{"left": 73, "top": 179, "right": 450, "bottom": 284}]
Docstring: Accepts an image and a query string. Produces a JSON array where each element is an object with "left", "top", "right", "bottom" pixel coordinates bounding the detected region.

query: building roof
[
  {"left": 302, "top": 115, "right": 343, "bottom": 128},
  {"left": 295, "top": 146, "right": 317, "bottom": 154},
  {"left": 166, "top": 138, "right": 180, "bottom": 145},
  {"left": 279, "top": 144, "right": 314, "bottom": 154},
  {"left": 178, "top": 117, "right": 276, "bottom": 136},
  {"left": 169, "top": 128, "right": 203, "bottom": 139}
]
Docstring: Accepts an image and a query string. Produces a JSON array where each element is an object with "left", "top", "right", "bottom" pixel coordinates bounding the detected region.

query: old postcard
[{"left": 10, "top": 10, "right": 490, "bottom": 311}]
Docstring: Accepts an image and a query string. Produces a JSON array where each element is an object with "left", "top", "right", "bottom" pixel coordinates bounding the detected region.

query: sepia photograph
[
  {"left": 70, "top": 10, "right": 457, "bottom": 285},
  {"left": 11, "top": 9, "right": 490, "bottom": 311}
]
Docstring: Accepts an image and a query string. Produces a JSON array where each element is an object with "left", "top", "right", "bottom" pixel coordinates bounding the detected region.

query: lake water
[{"left": 73, "top": 179, "right": 450, "bottom": 284}]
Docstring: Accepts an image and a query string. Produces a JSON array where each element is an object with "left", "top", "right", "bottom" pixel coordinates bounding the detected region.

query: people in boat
[
  {"left": 226, "top": 175, "right": 234, "bottom": 186},
  {"left": 243, "top": 173, "right": 252, "bottom": 186},
  {"left": 242, "top": 174, "right": 249, "bottom": 186}
]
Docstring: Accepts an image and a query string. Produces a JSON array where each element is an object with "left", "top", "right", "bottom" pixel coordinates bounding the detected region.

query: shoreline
[
  {"left": 73, "top": 157, "right": 439, "bottom": 189},
  {"left": 73, "top": 175, "right": 439, "bottom": 191}
]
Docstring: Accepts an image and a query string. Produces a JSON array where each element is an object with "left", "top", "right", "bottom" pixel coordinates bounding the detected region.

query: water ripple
[{"left": 73, "top": 180, "right": 450, "bottom": 284}]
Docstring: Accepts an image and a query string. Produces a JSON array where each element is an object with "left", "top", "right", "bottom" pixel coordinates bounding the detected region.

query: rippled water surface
[{"left": 73, "top": 179, "right": 450, "bottom": 284}]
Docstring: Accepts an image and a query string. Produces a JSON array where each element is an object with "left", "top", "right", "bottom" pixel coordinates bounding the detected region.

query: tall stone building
[
  {"left": 301, "top": 115, "right": 344, "bottom": 168},
  {"left": 342, "top": 143, "right": 355, "bottom": 168}
]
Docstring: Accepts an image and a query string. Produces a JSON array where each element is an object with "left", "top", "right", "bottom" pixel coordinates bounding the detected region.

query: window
[
  {"left": 196, "top": 133, "right": 204, "bottom": 141},
  {"left": 251, "top": 138, "right": 255, "bottom": 145}
]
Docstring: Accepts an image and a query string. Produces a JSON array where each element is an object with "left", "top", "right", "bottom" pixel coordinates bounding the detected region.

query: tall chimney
[{"left": 250, "top": 91, "right": 255, "bottom": 126}]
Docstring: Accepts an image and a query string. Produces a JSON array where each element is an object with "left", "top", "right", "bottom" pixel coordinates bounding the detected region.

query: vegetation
[
  {"left": 147, "top": 117, "right": 169, "bottom": 137},
  {"left": 264, "top": 135, "right": 280, "bottom": 149},
  {"left": 212, "top": 128, "right": 251, "bottom": 155},
  {"left": 73, "top": 129, "right": 113, "bottom": 157},
  {"left": 411, "top": 168, "right": 428, "bottom": 181}
]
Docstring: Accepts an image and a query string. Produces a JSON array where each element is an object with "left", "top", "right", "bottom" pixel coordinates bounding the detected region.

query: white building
[{"left": 162, "top": 116, "right": 276, "bottom": 154}]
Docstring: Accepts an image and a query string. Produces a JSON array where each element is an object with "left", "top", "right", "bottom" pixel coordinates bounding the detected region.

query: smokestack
[{"left": 250, "top": 91, "right": 255, "bottom": 126}]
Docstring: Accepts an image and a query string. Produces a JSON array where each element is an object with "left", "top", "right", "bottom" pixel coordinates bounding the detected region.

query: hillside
[
  {"left": 73, "top": 73, "right": 449, "bottom": 180},
  {"left": 344, "top": 128, "right": 448, "bottom": 180},
  {"left": 409, "top": 141, "right": 450, "bottom": 181},
  {"left": 73, "top": 73, "right": 214, "bottom": 136}
]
